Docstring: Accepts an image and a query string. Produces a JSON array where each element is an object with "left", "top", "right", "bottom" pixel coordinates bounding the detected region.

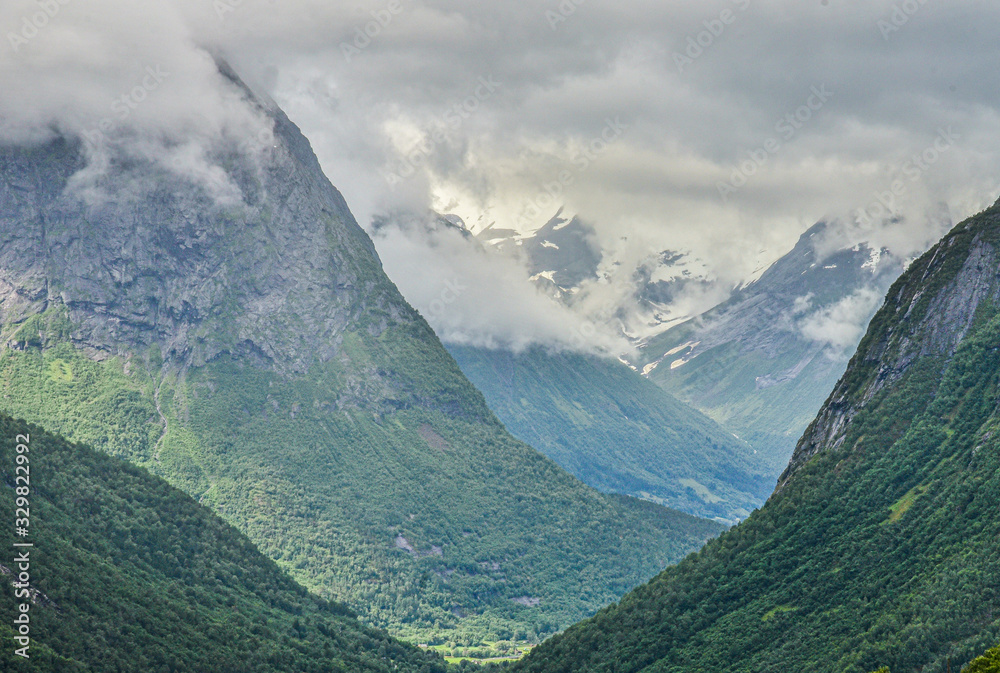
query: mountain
[
  {"left": 478, "top": 211, "right": 602, "bottom": 299},
  {"left": 470, "top": 213, "right": 905, "bottom": 478},
  {"left": 447, "top": 345, "right": 772, "bottom": 523},
  {"left": 0, "top": 413, "right": 446, "bottom": 673},
  {"left": 476, "top": 211, "right": 718, "bottom": 332},
  {"left": 514, "top": 203, "right": 1000, "bottom": 673},
  {"left": 0, "top": 65, "right": 723, "bottom": 647},
  {"left": 633, "top": 221, "right": 905, "bottom": 472}
]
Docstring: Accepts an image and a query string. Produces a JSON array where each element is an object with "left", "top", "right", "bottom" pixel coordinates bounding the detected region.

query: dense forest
[
  {"left": 0, "top": 313, "right": 723, "bottom": 647},
  {"left": 0, "top": 412, "right": 446, "bottom": 672}
]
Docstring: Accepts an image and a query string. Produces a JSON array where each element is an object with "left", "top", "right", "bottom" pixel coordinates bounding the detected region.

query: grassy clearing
[{"left": 887, "top": 484, "right": 928, "bottom": 524}]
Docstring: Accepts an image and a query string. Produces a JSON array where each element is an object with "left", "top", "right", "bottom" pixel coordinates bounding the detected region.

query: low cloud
[
  {"left": 798, "top": 288, "right": 884, "bottom": 355},
  {"left": 372, "top": 214, "right": 629, "bottom": 354},
  {"left": 0, "top": 0, "right": 272, "bottom": 200},
  {"left": 5, "top": 0, "right": 1000, "bottom": 353}
]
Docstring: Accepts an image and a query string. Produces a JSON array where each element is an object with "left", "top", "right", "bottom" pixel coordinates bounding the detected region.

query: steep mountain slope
[
  {"left": 635, "top": 222, "right": 904, "bottom": 471},
  {"left": 515, "top": 203, "right": 1000, "bottom": 673},
  {"left": 0, "top": 413, "right": 445, "bottom": 673},
  {"left": 0, "top": 67, "right": 722, "bottom": 646},
  {"left": 447, "top": 345, "right": 771, "bottom": 523}
]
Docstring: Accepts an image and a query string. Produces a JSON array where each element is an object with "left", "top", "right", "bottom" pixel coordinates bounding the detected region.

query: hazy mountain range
[{"left": 375, "top": 209, "right": 915, "bottom": 522}]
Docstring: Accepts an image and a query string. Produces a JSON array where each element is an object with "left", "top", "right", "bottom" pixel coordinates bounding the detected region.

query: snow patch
[
  {"left": 862, "top": 247, "right": 883, "bottom": 273},
  {"left": 529, "top": 270, "right": 557, "bottom": 283},
  {"left": 618, "top": 356, "right": 639, "bottom": 372},
  {"left": 671, "top": 355, "right": 696, "bottom": 370},
  {"left": 665, "top": 340, "right": 699, "bottom": 357}
]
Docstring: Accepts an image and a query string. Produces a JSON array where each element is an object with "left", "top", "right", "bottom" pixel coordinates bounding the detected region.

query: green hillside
[
  {"left": 447, "top": 345, "right": 772, "bottom": 523},
  {"left": 0, "top": 412, "right": 446, "bottom": 672},
  {"left": 0, "top": 334, "right": 722, "bottom": 646},
  {"left": 514, "top": 204, "right": 1000, "bottom": 672},
  {"left": 0, "top": 67, "right": 724, "bottom": 648}
]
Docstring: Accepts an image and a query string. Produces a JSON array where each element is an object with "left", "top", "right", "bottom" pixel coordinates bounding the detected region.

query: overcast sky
[{"left": 4, "top": 0, "right": 1000, "bottom": 350}]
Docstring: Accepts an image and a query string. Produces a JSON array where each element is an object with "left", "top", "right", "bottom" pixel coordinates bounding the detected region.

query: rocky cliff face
[
  {"left": 0, "top": 71, "right": 406, "bottom": 374},
  {"left": 781, "top": 206, "right": 1000, "bottom": 486}
]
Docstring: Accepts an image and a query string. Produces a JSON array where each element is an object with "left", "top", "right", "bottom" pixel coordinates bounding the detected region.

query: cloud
[
  {"left": 372, "top": 213, "right": 629, "bottom": 354},
  {"left": 0, "top": 0, "right": 273, "bottom": 201},
  {"left": 5, "top": 0, "right": 1000, "bottom": 351},
  {"left": 225, "top": 0, "right": 1000, "bottom": 297},
  {"left": 798, "top": 288, "right": 884, "bottom": 355}
]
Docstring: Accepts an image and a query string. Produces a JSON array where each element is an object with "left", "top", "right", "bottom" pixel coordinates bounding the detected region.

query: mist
[{"left": 6, "top": 0, "right": 1000, "bottom": 352}]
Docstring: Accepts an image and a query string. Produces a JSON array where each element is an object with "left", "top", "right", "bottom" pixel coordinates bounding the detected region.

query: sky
[{"left": 4, "top": 0, "right": 1000, "bottom": 352}]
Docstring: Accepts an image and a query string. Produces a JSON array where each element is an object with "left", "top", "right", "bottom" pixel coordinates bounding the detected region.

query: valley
[
  {"left": 0, "top": 67, "right": 723, "bottom": 651},
  {"left": 448, "top": 344, "right": 772, "bottom": 523},
  {"left": 4, "top": 3, "right": 1000, "bottom": 670}
]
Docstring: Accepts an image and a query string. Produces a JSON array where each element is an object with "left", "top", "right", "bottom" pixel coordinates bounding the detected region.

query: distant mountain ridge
[
  {"left": 476, "top": 210, "right": 721, "bottom": 334},
  {"left": 423, "top": 214, "right": 908, "bottom": 515},
  {"left": 633, "top": 221, "right": 907, "bottom": 471},
  {"left": 373, "top": 209, "right": 772, "bottom": 523},
  {"left": 375, "top": 212, "right": 906, "bottom": 519}
]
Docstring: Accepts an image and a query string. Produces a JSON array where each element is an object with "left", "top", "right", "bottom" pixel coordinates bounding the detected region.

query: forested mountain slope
[
  {"left": 448, "top": 345, "right": 771, "bottom": 523},
  {"left": 0, "top": 64, "right": 722, "bottom": 646},
  {"left": 515, "top": 203, "right": 1000, "bottom": 673},
  {"left": 0, "top": 413, "right": 446, "bottom": 673}
]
